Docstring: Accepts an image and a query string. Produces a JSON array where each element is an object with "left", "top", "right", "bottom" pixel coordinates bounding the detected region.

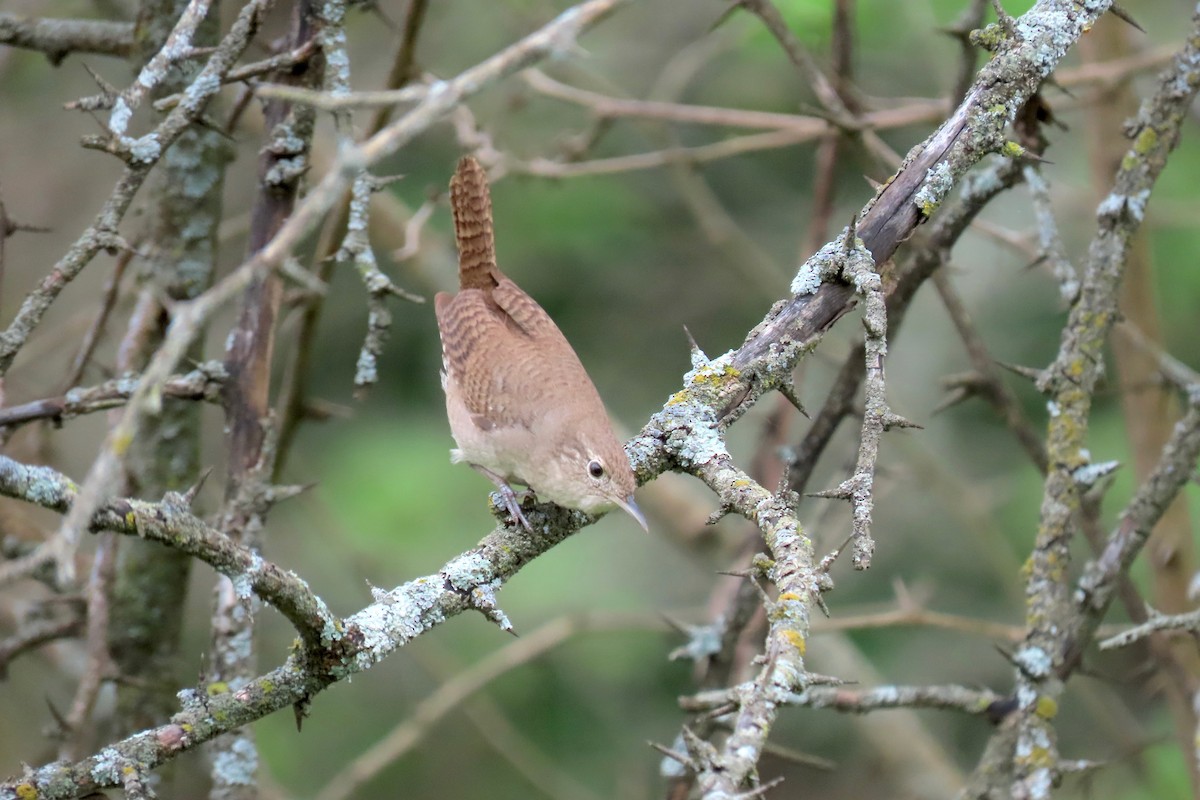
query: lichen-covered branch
[
  {"left": 0, "top": 13, "right": 134, "bottom": 62},
  {"left": 804, "top": 229, "right": 910, "bottom": 570},
  {"left": 0, "top": 0, "right": 270, "bottom": 376},
  {"left": 0, "top": 492, "right": 591, "bottom": 800},
  {"left": 618, "top": 3, "right": 1114, "bottom": 792},
  {"left": 993, "top": 5, "right": 1200, "bottom": 797},
  {"left": 1022, "top": 164, "right": 1079, "bottom": 304},
  {"left": 0, "top": 455, "right": 339, "bottom": 651},
  {"left": 683, "top": 683, "right": 1004, "bottom": 717},
  {"left": 339, "top": 173, "right": 425, "bottom": 395},
  {"left": 0, "top": 363, "right": 226, "bottom": 430},
  {"left": 1100, "top": 605, "right": 1200, "bottom": 651}
]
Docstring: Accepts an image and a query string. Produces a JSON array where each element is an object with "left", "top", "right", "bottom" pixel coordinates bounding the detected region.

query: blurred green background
[{"left": 1, "top": 0, "right": 1198, "bottom": 797}]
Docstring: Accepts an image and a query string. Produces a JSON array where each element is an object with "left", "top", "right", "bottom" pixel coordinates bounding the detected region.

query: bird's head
[{"left": 541, "top": 433, "right": 647, "bottom": 531}]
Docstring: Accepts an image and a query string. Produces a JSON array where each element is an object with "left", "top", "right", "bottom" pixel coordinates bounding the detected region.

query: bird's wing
[
  {"left": 435, "top": 280, "right": 603, "bottom": 432},
  {"left": 490, "top": 277, "right": 561, "bottom": 340},
  {"left": 436, "top": 288, "right": 538, "bottom": 430}
]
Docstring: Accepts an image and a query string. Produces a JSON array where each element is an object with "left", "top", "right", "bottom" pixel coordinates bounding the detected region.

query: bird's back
[{"left": 435, "top": 277, "right": 607, "bottom": 434}]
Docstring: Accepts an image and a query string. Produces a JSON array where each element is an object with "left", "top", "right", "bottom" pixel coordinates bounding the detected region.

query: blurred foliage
[{"left": 1, "top": 0, "right": 1198, "bottom": 798}]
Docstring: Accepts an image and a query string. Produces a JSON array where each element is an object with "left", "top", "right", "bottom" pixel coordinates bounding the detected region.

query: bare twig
[
  {"left": 1100, "top": 606, "right": 1200, "bottom": 651},
  {"left": 0, "top": 363, "right": 226, "bottom": 430}
]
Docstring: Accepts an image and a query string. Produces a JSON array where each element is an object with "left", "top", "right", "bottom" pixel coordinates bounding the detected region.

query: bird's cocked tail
[{"left": 449, "top": 156, "right": 500, "bottom": 292}]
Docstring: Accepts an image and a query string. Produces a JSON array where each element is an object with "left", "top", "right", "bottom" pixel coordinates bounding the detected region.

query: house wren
[{"left": 435, "top": 157, "right": 647, "bottom": 532}]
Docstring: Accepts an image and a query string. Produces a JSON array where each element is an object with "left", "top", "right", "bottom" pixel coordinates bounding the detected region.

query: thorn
[
  {"left": 82, "top": 62, "right": 120, "bottom": 97},
  {"left": 303, "top": 398, "right": 354, "bottom": 421},
  {"left": 683, "top": 325, "right": 708, "bottom": 367},
  {"left": 808, "top": 480, "right": 852, "bottom": 501},
  {"left": 44, "top": 696, "right": 69, "bottom": 736},
  {"left": 804, "top": 671, "right": 851, "bottom": 686},
  {"left": 989, "top": 0, "right": 1016, "bottom": 33},
  {"left": 996, "top": 360, "right": 1044, "bottom": 383},
  {"left": 693, "top": 701, "right": 739, "bottom": 723},
  {"left": 706, "top": 503, "right": 733, "bottom": 526},
  {"left": 183, "top": 468, "right": 213, "bottom": 506},
  {"left": 844, "top": 213, "right": 859, "bottom": 249},
  {"left": 762, "top": 741, "right": 837, "bottom": 770},
  {"left": 279, "top": 257, "right": 329, "bottom": 295},
  {"left": 932, "top": 386, "right": 972, "bottom": 415},
  {"left": 813, "top": 591, "right": 831, "bottom": 617},
  {"left": 882, "top": 412, "right": 922, "bottom": 431},
  {"left": 777, "top": 382, "right": 809, "bottom": 418},
  {"left": 366, "top": 173, "right": 406, "bottom": 192},
  {"left": 271, "top": 482, "right": 318, "bottom": 503},
  {"left": 1022, "top": 253, "right": 1049, "bottom": 272},
  {"left": 1108, "top": 3, "right": 1145, "bottom": 33},
  {"left": 1016, "top": 149, "right": 1053, "bottom": 165},
  {"left": 293, "top": 695, "right": 311, "bottom": 732},
  {"left": 680, "top": 725, "right": 720, "bottom": 766},
  {"left": 384, "top": 282, "right": 425, "bottom": 303},
  {"left": 818, "top": 533, "right": 854, "bottom": 574},
  {"left": 649, "top": 740, "right": 695, "bottom": 768},
  {"left": 190, "top": 113, "right": 238, "bottom": 141},
  {"left": 734, "top": 775, "right": 785, "bottom": 798},
  {"left": 706, "top": 3, "right": 740, "bottom": 34},
  {"left": 992, "top": 643, "right": 1020, "bottom": 670}
]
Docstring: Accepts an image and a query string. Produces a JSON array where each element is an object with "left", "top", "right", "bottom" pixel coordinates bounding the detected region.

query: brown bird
[{"left": 434, "top": 156, "right": 646, "bottom": 532}]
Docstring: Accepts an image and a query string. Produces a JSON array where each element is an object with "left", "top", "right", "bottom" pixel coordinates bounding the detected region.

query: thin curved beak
[{"left": 615, "top": 495, "right": 648, "bottom": 532}]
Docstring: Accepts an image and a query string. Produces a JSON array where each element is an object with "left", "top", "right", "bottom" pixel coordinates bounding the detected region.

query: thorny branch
[{"left": 982, "top": 4, "right": 1200, "bottom": 798}]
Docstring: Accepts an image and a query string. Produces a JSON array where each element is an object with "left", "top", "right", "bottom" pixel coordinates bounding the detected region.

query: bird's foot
[
  {"left": 494, "top": 484, "right": 533, "bottom": 532},
  {"left": 471, "top": 464, "right": 535, "bottom": 531}
]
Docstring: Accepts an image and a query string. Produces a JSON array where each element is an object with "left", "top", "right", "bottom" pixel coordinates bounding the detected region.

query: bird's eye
[{"left": 587, "top": 460, "right": 605, "bottom": 479}]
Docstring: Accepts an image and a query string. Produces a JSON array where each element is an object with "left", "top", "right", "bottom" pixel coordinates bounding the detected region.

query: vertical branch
[
  {"left": 275, "top": 0, "right": 430, "bottom": 468},
  {"left": 802, "top": 0, "right": 857, "bottom": 257},
  {"left": 1005, "top": 8, "right": 1200, "bottom": 796},
  {"left": 1078, "top": 12, "right": 1200, "bottom": 786},
  {"left": 104, "top": 0, "right": 228, "bottom": 746},
  {"left": 211, "top": 3, "right": 319, "bottom": 797}
]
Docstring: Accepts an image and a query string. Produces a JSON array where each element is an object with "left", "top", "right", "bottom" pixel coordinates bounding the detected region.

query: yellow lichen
[
  {"left": 777, "top": 592, "right": 801, "bottom": 602},
  {"left": 1035, "top": 696, "right": 1058, "bottom": 719},
  {"left": 15, "top": 783, "right": 38, "bottom": 800},
  {"left": 112, "top": 429, "right": 134, "bottom": 456},
  {"left": 782, "top": 629, "right": 806, "bottom": 655},
  {"left": 1134, "top": 127, "right": 1158, "bottom": 154},
  {"left": 1001, "top": 141, "right": 1025, "bottom": 159},
  {"left": 666, "top": 390, "right": 691, "bottom": 407}
]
